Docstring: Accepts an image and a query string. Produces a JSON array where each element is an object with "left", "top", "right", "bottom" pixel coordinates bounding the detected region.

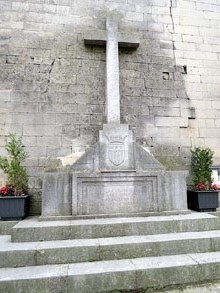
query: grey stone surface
[
  {"left": 0, "top": 221, "right": 18, "bottom": 235},
  {"left": 74, "top": 173, "right": 158, "bottom": 215},
  {"left": 106, "top": 15, "right": 120, "bottom": 123},
  {"left": 164, "top": 171, "right": 188, "bottom": 211},
  {"left": 134, "top": 254, "right": 200, "bottom": 289},
  {"left": 99, "top": 123, "right": 135, "bottom": 171},
  {"left": 11, "top": 214, "right": 220, "bottom": 242},
  {"left": 84, "top": 15, "right": 139, "bottom": 124},
  {"left": 42, "top": 140, "right": 188, "bottom": 217},
  {"left": 2, "top": 212, "right": 220, "bottom": 291},
  {"left": 4, "top": 228, "right": 220, "bottom": 268},
  {"left": 42, "top": 171, "right": 71, "bottom": 217},
  {"left": 2, "top": 252, "right": 220, "bottom": 292},
  {"left": 0, "top": 264, "right": 68, "bottom": 293},
  {"left": 164, "top": 282, "right": 220, "bottom": 293},
  {"left": 84, "top": 31, "right": 139, "bottom": 48},
  {"left": 67, "top": 259, "right": 136, "bottom": 292}
]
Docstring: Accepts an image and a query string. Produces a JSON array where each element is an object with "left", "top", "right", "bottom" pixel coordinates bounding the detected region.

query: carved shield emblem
[{"left": 108, "top": 142, "right": 125, "bottom": 166}]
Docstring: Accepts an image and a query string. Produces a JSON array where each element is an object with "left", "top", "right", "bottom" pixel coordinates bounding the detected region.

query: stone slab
[
  {"left": 42, "top": 171, "right": 71, "bottom": 217},
  {"left": 0, "top": 221, "right": 18, "bottom": 235},
  {"left": 3, "top": 230, "right": 220, "bottom": 267},
  {"left": 75, "top": 174, "right": 158, "bottom": 215},
  {"left": 11, "top": 214, "right": 220, "bottom": 242},
  {"left": 133, "top": 254, "right": 199, "bottom": 289},
  {"left": 0, "top": 264, "right": 68, "bottom": 293},
  {"left": 1, "top": 252, "right": 220, "bottom": 292},
  {"left": 36, "top": 230, "right": 220, "bottom": 264},
  {"left": 67, "top": 259, "right": 136, "bottom": 292}
]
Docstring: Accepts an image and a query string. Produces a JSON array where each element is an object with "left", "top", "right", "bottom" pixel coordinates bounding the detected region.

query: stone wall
[{"left": 0, "top": 0, "right": 220, "bottom": 214}]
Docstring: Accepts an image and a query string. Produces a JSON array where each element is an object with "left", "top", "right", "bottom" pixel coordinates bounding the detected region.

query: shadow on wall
[{"left": 118, "top": 13, "right": 191, "bottom": 171}]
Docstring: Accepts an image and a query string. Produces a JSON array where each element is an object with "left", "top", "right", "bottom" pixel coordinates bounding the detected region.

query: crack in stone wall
[
  {"left": 43, "top": 58, "right": 55, "bottom": 94},
  {"left": 169, "top": 0, "right": 176, "bottom": 61}
]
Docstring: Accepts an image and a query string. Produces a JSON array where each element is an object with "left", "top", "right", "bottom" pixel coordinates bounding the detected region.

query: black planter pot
[
  {"left": 0, "top": 195, "right": 30, "bottom": 220},
  {"left": 187, "top": 190, "right": 219, "bottom": 212}
]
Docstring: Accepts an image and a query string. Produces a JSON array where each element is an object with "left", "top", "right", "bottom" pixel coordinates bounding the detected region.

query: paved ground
[
  {"left": 162, "top": 282, "right": 220, "bottom": 292},
  {"left": 106, "top": 282, "right": 220, "bottom": 292}
]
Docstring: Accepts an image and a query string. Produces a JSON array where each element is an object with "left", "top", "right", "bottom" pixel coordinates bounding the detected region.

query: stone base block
[{"left": 41, "top": 142, "right": 188, "bottom": 218}]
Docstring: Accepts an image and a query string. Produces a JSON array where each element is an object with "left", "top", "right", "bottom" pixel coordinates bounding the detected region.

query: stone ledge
[
  {"left": 2, "top": 230, "right": 220, "bottom": 268},
  {"left": 11, "top": 213, "right": 220, "bottom": 242},
  {"left": 1, "top": 252, "right": 220, "bottom": 292}
]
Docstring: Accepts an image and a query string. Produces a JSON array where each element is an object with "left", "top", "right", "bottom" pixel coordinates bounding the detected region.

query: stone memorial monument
[{"left": 41, "top": 15, "right": 188, "bottom": 219}]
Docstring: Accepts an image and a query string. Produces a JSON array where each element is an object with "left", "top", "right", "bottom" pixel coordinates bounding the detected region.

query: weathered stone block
[
  {"left": 155, "top": 116, "right": 188, "bottom": 128},
  {"left": 73, "top": 173, "right": 160, "bottom": 215},
  {"left": 164, "top": 171, "right": 188, "bottom": 211},
  {"left": 23, "top": 125, "right": 58, "bottom": 136},
  {"left": 42, "top": 138, "right": 187, "bottom": 218},
  {"left": 67, "top": 263, "right": 136, "bottom": 292},
  {"left": 42, "top": 171, "right": 71, "bottom": 217},
  {"left": 135, "top": 256, "right": 199, "bottom": 289}
]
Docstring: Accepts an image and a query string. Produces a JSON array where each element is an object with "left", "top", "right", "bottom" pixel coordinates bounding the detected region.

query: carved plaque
[{"left": 77, "top": 176, "right": 158, "bottom": 215}]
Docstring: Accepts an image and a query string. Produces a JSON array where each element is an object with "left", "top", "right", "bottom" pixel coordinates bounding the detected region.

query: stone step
[
  {"left": 1, "top": 251, "right": 220, "bottom": 292},
  {"left": 0, "top": 221, "right": 17, "bottom": 235},
  {"left": 1, "top": 230, "right": 220, "bottom": 268},
  {"left": 11, "top": 213, "right": 220, "bottom": 242}
]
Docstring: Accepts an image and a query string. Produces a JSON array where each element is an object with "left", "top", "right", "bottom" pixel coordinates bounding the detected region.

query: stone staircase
[{"left": 1, "top": 213, "right": 220, "bottom": 292}]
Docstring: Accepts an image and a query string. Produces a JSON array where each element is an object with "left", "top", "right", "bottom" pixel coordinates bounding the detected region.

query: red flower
[
  {"left": 211, "top": 183, "right": 218, "bottom": 190},
  {"left": 195, "top": 182, "right": 218, "bottom": 191},
  {"left": 195, "top": 183, "right": 205, "bottom": 191},
  {"left": 0, "top": 186, "right": 9, "bottom": 195}
]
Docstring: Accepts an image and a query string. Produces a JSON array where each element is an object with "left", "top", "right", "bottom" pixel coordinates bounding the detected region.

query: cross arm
[
  {"left": 84, "top": 31, "right": 139, "bottom": 48},
  {"left": 84, "top": 30, "right": 106, "bottom": 46}
]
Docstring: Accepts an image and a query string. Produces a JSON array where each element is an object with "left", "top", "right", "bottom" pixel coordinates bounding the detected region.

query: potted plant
[
  {"left": 0, "top": 134, "right": 30, "bottom": 220},
  {"left": 187, "top": 147, "right": 219, "bottom": 212}
]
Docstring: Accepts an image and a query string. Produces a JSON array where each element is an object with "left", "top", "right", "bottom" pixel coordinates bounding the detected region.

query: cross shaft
[{"left": 84, "top": 16, "right": 139, "bottom": 124}]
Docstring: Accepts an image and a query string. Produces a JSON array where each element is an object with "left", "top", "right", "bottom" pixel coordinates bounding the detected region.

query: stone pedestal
[{"left": 42, "top": 138, "right": 188, "bottom": 218}]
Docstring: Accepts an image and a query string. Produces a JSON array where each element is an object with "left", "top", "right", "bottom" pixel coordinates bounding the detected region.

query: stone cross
[{"left": 84, "top": 16, "right": 139, "bottom": 124}]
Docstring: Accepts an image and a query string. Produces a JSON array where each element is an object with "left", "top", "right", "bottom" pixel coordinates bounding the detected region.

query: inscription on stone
[{"left": 78, "top": 177, "right": 157, "bottom": 215}]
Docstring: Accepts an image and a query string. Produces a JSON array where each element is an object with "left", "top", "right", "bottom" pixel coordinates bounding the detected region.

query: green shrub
[
  {"left": 191, "top": 147, "right": 213, "bottom": 190},
  {"left": 0, "top": 134, "right": 28, "bottom": 195}
]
